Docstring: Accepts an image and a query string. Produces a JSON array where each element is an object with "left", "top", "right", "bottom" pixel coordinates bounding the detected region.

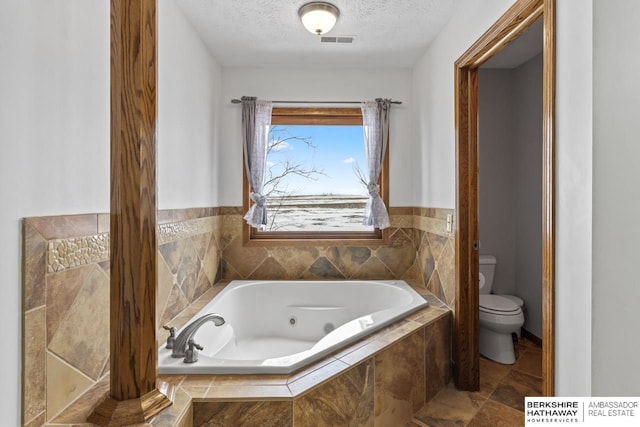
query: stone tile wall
[
  {"left": 413, "top": 208, "right": 456, "bottom": 312},
  {"left": 21, "top": 205, "right": 454, "bottom": 426},
  {"left": 219, "top": 207, "right": 456, "bottom": 315},
  {"left": 22, "top": 209, "right": 222, "bottom": 426}
]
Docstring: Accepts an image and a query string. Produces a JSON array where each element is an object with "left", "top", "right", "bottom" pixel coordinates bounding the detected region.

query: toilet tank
[{"left": 479, "top": 255, "right": 496, "bottom": 294}]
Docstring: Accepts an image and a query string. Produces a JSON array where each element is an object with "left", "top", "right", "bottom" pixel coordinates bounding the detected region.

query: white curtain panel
[
  {"left": 361, "top": 99, "right": 391, "bottom": 229},
  {"left": 241, "top": 97, "right": 273, "bottom": 228}
]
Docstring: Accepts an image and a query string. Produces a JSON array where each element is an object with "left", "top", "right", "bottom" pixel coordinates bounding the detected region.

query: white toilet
[{"left": 479, "top": 255, "right": 525, "bottom": 364}]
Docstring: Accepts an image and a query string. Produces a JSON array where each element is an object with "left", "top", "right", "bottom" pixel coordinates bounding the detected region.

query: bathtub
[{"left": 158, "top": 280, "right": 428, "bottom": 374}]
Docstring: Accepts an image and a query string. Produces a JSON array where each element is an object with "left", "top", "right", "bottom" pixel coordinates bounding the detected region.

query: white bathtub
[{"left": 158, "top": 280, "right": 428, "bottom": 374}]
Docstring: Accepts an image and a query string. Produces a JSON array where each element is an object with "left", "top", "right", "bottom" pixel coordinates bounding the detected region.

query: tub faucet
[{"left": 171, "top": 313, "right": 225, "bottom": 359}]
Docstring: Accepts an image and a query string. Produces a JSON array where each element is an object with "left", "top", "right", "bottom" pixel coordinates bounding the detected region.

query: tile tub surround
[
  {"left": 21, "top": 206, "right": 453, "bottom": 426},
  {"left": 21, "top": 209, "right": 223, "bottom": 426},
  {"left": 49, "top": 286, "right": 452, "bottom": 426},
  {"left": 219, "top": 206, "right": 456, "bottom": 312},
  {"left": 412, "top": 208, "right": 456, "bottom": 312}
]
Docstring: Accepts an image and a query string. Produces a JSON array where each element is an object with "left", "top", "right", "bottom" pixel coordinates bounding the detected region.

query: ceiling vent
[{"left": 320, "top": 36, "right": 355, "bottom": 44}]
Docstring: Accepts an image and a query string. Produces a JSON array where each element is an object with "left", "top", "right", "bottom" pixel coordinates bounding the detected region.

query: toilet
[{"left": 479, "top": 255, "right": 525, "bottom": 364}]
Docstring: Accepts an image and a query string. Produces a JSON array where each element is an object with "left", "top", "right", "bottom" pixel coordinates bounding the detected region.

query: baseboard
[{"left": 522, "top": 328, "right": 542, "bottom": 347}]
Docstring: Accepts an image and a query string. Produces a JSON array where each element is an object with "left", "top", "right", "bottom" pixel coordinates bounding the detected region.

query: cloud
[
  {"left": 343, "top": 157, "right": 356, "bottom": 164},
  {"left": 269, "top": 140, "right": 292, "bottom": 152}
]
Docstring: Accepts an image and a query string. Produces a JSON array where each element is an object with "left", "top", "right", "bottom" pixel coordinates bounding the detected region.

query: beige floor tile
[
  {"left": 478, "top": 357, "right": 512, "bottom": 398},
  {"left": 490, "top": 370, "right": 542, "bottom": 411},
  {"left": 513, "top": 347, "right": 542, "bottom": 379},
  {"left": 519, "top": 336, "right": 540, "bottom": 348},
  {"left": 412, "top": 341, "right": 538, "bottom": 427},
  {"left": 413, "top": 385, "right": 486, "bottom": 426},
  {"left": 466, "top": 399, "right": 525, "bottom": 427}
]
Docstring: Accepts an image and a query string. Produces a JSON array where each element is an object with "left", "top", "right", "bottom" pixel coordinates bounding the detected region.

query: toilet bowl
[
  {"left": 494, "top": 294, "right": 524, "bottom": 338},
  {"left": 479, "top": 294, "right": 524, "bottom": 364}
]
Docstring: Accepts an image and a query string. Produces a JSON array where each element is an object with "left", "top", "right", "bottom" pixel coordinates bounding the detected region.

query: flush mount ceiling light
[{"left": 298, "top": 2, "right": 340, "bottom": 35}]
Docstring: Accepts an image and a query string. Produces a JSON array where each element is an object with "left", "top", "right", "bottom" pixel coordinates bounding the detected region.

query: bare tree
[
  {"left": 263, "top": 126, "right": 327, "bottom": 230},
  {"left": 351, "top": 161, "right": 368, "bottom": 189}
]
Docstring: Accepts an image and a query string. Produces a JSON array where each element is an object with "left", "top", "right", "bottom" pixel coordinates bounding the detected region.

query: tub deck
[{"left": 51, "top": 281, "right": 452, "bottom": 427}]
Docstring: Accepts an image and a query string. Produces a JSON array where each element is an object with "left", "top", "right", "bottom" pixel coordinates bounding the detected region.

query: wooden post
[{"left": 88, "top": 0, "right": 173, "bottom": 424}]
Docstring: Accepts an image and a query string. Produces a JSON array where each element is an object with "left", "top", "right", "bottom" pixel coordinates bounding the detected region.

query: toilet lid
[
  {"left": 479, "top": 295, "right": 520, "bottom": 313},
  {"left": 497, "top": 294, "right": 524, "bottom": 308}
]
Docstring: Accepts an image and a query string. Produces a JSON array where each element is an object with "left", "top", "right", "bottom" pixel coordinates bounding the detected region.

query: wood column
[{"left": 88, "top": 0, "right": 173, "bottom": 424}]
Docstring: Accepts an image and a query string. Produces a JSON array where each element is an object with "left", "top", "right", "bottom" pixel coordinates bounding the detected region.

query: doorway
[{"left": 453, "top": 0, "right": 555, "bottom": 395}]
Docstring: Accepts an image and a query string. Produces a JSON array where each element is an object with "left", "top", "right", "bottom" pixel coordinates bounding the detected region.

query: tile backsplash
[
  {"left": 217, "top": 207, "right": 456, "bottom": 312},
  {"left": 21, "top": 206, "right": 454, "bottom": 426},
  {"left": 22, "top": 209, "right": 222, "bottom": 426}
]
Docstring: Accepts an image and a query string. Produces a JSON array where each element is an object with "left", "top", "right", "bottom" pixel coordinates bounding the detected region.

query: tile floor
[{"left": 413, "top": 337, "right": 542, "bottom": 426}]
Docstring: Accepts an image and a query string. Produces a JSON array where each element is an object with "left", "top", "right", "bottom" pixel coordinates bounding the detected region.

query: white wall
[
  {"left": 412, "top": 0, "right": 519, "bottom": 208},
  {"left": 219, "top": 67, "right": 415, "bottom": 206},
  {"left": 554, "top": 0, "right": 593, "bottom": 396},
  {"left": 159, "top": 0, "right": 222, "bottom": 209},
  {"left": 478, "top": 54, "right": 543, "bottom": 337},
  {"left": 0, "top": 1, "right": 222, "bottom": 423},
  {"left": 592, "top": 0, "right": 640, "bottom": 396},
  {"left": 0, "top": 1, "right": 110, "bottom": 423},
  {"left": 514, "top": 54, "right": 543, "bottom": 338},
  {"left": 413, "top": 0, "right": 594, "bottom": 395},
  {"left": 478, "top": 69, "right": 517, "bottom": 296}
]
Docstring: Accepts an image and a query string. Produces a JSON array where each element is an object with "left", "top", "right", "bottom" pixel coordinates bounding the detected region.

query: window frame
[{"left": 242, "top": 107, "right": 389, "bottom": 246}]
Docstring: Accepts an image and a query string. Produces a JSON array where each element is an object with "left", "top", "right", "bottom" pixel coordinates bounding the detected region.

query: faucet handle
[
  {"left": 162, "top": 325, "right": 177, "bottom": 349},
  {"left": 184, "top": 339, "right": 204, "bottom": 364}
]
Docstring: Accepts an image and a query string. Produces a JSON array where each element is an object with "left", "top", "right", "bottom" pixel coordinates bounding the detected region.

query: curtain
[
  {"left": 241, "top": 96, "right": 273, "bottom": 228},
  {"left": 361, "top": 98, "right": 391, "bottom": 229}
]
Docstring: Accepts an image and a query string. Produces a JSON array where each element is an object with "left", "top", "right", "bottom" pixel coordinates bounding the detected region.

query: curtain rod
[{"left": 230, "top": 99, "right": 402, "bottom": 105}]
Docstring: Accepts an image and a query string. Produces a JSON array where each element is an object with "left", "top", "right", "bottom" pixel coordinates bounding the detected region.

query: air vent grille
[{"left": 320, "top": 36, "right": 355, "bottom": 44}]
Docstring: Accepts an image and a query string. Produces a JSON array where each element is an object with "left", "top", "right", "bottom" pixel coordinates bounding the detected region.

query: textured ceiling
[{"left": 175, "top": 0, "right": 461, "bottom": 68}]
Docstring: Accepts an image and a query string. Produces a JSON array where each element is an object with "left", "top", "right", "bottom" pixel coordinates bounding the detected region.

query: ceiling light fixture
[{"left": 298, "top": 2, "right": 340, "bottom": 35}]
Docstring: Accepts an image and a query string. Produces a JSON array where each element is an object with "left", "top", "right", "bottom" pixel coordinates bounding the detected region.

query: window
[{"left": 243, "top": 107, "right": 389, "bottom": 245}]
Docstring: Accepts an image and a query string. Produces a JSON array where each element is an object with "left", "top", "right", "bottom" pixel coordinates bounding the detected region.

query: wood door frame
[{"left": 454, "top": 0, "right": 555, "bottom": 395}]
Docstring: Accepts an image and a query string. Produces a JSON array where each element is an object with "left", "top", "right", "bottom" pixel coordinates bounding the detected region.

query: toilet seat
[{"left": 479, "top": 295, "right": 521, "bottom": 315}]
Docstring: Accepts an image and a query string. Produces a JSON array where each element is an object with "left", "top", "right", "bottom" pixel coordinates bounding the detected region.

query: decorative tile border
[
  {"left": 46, "top": 215, "right": 222, "bottom": 273},
  {"left": 158, "top": 215, "right": 220, "bottom": 245},
  {"left": 47, "top": 233, "right": 109, "bottom": 273}
]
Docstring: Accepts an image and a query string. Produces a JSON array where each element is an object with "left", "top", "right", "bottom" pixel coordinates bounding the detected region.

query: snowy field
[{"left": 264, "top": 195, "right": 372, "bottom": 231}]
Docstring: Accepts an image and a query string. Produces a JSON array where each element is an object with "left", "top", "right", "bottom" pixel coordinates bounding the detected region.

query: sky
[{"left": 265, "top": 125, "right": 368, "bottom": 196}]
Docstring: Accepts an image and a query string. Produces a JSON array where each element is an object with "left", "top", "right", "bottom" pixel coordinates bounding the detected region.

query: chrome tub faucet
[{"left": 165, "top": 313, "right": 225, "bottom": 360}]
